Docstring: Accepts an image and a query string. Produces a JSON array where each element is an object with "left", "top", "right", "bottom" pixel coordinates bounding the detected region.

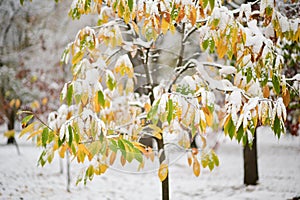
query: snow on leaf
[{"left": 219, "top": 66, "right": 237, "bottom": 75}]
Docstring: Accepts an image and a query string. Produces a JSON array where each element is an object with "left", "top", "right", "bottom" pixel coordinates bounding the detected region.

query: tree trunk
[
  {"left": 157, "top": 138, "right": 169, "bottom": 200},
  {"left": 6, "top": 111, "right": 15, "bottom": 145},
  {"left": 243, "top": 130, "right": 259, "bottom": 185}
]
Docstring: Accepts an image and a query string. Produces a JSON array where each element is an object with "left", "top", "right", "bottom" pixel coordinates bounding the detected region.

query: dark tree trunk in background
[
  {"left": 6, "top": 110, "right": 20, "bottom": 155},
  {"left": 6, "top": 111, "right": 15, "bottom": 145},
  {"left": 243, "top": 130, "right": 258, "bottom": 185}
]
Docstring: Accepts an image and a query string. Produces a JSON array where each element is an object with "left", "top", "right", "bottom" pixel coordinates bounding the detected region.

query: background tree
[{"left": 20, "top": 0, "right": 299, "bottom": 199}]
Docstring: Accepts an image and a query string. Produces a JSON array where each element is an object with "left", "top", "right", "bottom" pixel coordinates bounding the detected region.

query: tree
[
  {"left": 20, "top": 0, "right": 300, "bottom": 199},
  {"left": 0, "top": 0, "right": 71, "bottom": 146}
]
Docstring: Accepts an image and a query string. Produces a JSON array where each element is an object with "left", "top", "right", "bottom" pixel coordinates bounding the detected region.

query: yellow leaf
[
  {"left": 158, "top": 163, "right": 168, "bottom": 182},
  {"left": 59, "top": 145, "right": 67, "bottom": 158},
  {"left": 72, "top": 51, "right": 84, "bottom": 65},
  {"left": 42, "top": 97, "right": 48, "bottom": 106},
  {"left": 9, "top": 99, "right": 15, "bottom": 108},
  {"left": 169, "top": 23, "right": 176, "bottom": 34},
  {"left": 193, "top": 158, "right": 201, "bottom": 177},
  {"left": 15, "top": 99, "right": 21, "bottom": 109},
  {"left": 19, "top": 122, "right": 37, "bottom": 138},
  {"left": 203, "top": 106, "right": 213, "bottom": 126},
  {"left": 81, "top": 92, "right": 89, "bottom": 106},
  {"left": 144, "top": 103, "right": 151, "bottom": 113},
  {"left": 4, "top": 130, "right": 15, "bottom": 138},
  {"left": 109, "top": 151, "right": 117, "bottom": 165},
  {"left": 31, "top": 100, "right": 40, "bottom": 110},
  {"left": 99, "top": 164, "right": 108, "bottom": 173},
  {"left": 93, "top": 92, "right": 101, "bottom": 113},
  {"left": 26, "top": 129, "right": 43, "bottom": 140},
  {"left": 161, "top": 17, "right": 169, "bottom": 35},
  {"left": 131, "top": 21, "right": 140, "bottom": 35}
]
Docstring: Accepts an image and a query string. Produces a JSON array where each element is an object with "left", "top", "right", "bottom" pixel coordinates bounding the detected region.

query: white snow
[{"left": 0, "top": 126, "right": 299, "bottom": 199}]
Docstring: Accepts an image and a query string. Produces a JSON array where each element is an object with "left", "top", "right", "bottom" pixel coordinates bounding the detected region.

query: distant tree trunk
[
  {"left": 243, "top": 130, "right": 258, "bottom": 185},
  {"left": 7, "top": 110, "right": 15, "bottom": 145}
]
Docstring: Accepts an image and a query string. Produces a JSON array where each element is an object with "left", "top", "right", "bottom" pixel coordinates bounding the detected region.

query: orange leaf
[
  {"left": 193, "top": 158, "right": 201, "bottom": 177},
  {"left": 120, "top": 155, "right": 126, "bottom": 166},
  {"left": 263, "top": 85, "right": 270, "bottom": 98},
  {"left": 189, "top": 6, "right": 197, "bottom": 26},
  {"left": 282, "top": 89, "right": 290, "bottom": 107},
  {"left": 158, "top": 163, "right": 168, "bottom": 182},
  {"left": 109, "top": 151, "right": 117, "bottom": 165},
  {"left": 187, "top": 152, "right": 193, "bottom": 166}
]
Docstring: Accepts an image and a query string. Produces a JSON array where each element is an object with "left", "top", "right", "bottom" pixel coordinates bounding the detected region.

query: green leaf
[
  {"left": 202, "top": 39, "right": 209, "bottom": 50},
  {"left": 203, "top": 0, "right": 209, "bottom": 8},
  {"left": 68, "top": 125, "right": 73, "bottom": 147},
  {"left": 107, "top": 74, "right": 116, "bottom": 91},
  {"left": 201, "top": 155, "right": 209, "bottom": 168},
  {"left": 224, "top": 116, "right": 235, "bottom": 139},
  {"left": 273, "top": 115, "right": 281, "bottom": 138},
  {"left": 212, "top": 18, "right": 220, "bottom": 28},
  {"left": 272, "top": 74, "right": 280, "bottom": 94},
  {"left": 98, "top": 90, "right": 105, "bottom": 107},
  {"left": 209, "top": 0, "right": 215, "bottom": 10},
  {"left": 118, "top": 139, "right": 126, "bottom": 157},
  {"left": 20, "top": 0, "right": 24, "bottom": 5},
  {"left": 110, "top": 140, "right": 118, "bottom": 152},
  {"left": 265, "top": 6, "right": 273, "bottom": 17},
  {"left": 22, "top": 114, "right": 34, "bottom": 127},
  {"left": 72, "top": 51, "right": 84, "bottom": 65},
  {"left": 48, "top": 131, "right": 55, "bottom": 143},
  {"left": 38, "top": 150, "right": 46, "bottom": 167},
  {"left": 67, "top": 84, "right": 73, "bottom": 106},
  {"left": 208, "top": 160, "right": 214, "bottom": 171},
  {"left": 87, "top": 141, "right": 101, "bottom": 157},
  {"left": 242, "top": 134, "right": 247, "bottom": 146},
  {"left": 167, "top": 99, "right": 173, "bottom": 124},
  {"left": 42, "top": 128, "right": 49, "bottom": 147},
  {"left": 133, "top": 147, "right": 143, "bottom": 163},
  {"left": 246, "top": 67, "right": 252, "bottom": 83},
  {"left": 74, "top": 123, "right": 80, "bottom": 143},
  {"left": 128, "top": 0, "right": 133, "bottom": 12},
  {"left": 209, "top": 39, "right": 215, "bottom": 53},
  {"left": 236, "top": 125, "right": 244, "bottom": 143},
  {"left": 211, "top": 151, "right": 219, "bottom": 166},
  {"left": 147, "top": 100, "right": 160, "bottom": 120},
  {"left": 58, "top": 134, "right": 66, "bottom": 147}
]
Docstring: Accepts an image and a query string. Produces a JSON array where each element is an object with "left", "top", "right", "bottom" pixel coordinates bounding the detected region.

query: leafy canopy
[{"left": 20, "top": 0, "right": 300, "bottom": 184}]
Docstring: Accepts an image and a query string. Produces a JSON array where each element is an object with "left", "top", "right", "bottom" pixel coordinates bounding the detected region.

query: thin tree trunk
[
  {"left": 6, "top": 111, "right": 20, "bottom": 155},
  {"left": 66, "top": 151, "right": 71, "bottom": 192},
  {"left": 243, "top": 130, "right": 259, "bottom": 185},
  {"left": 7, "top": 111, "right": 15, "bottom": 144},
  {"left": 157, "top": 138, "right": 169, "bottom": 200}
]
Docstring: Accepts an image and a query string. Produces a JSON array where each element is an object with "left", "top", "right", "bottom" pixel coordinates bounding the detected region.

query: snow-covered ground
[{"left": 0, "top": 126, "right": 299, "bottom": 200}]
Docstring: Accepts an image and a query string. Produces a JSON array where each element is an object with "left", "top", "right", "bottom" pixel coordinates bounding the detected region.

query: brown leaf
[
  {"left": 282, "top": 89, "right": 290, "bottom": 107},
  {"left": 263, "top": 85, "right": 270, "bottom": 98},
  {"left": 109, "top": 151, "right": 117, "bottom": 165}
]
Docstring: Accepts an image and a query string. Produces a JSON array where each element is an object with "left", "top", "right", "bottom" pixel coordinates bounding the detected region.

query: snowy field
[{"left": 0, "top": 126, "right": 299, "bottom": 200}]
